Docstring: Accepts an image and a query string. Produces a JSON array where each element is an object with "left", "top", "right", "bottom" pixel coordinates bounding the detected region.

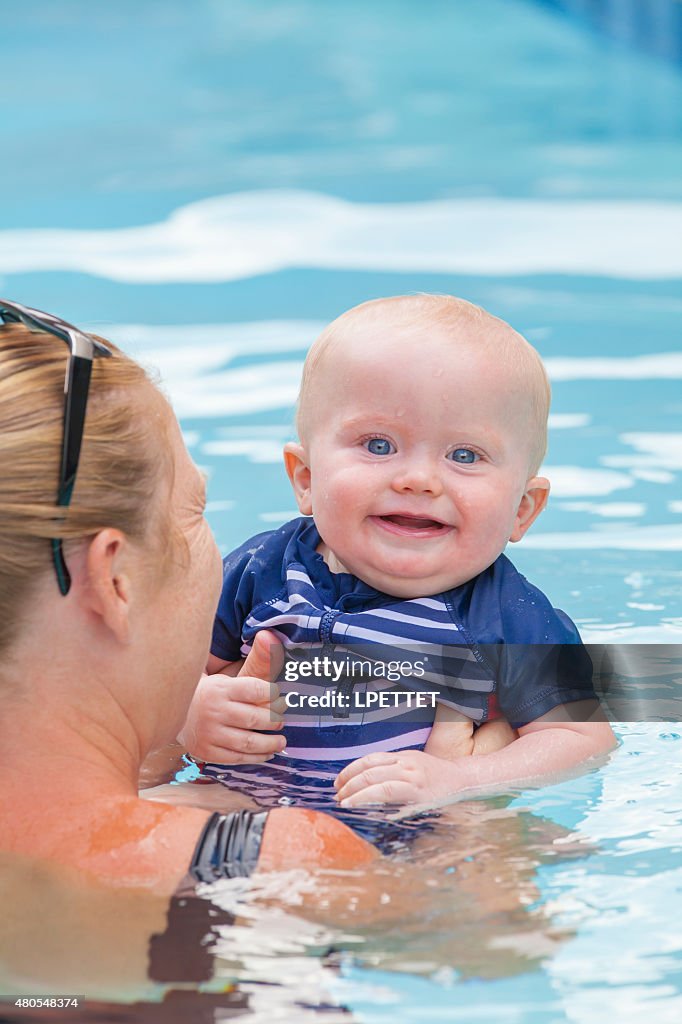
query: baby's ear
[
  {"left": 283, "top": 442, "right": 313, "bottom": 516},
  {"left": 509, "top": 476, "right": 550, "bottom": 543}
]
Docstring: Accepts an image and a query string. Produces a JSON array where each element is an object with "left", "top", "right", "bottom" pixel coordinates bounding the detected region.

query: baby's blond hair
[{"left": 296, "top": 294, "right": 551, "bottom": 475}]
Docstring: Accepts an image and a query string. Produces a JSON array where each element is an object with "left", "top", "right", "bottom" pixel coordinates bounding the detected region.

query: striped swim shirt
[{"left": 210, "top": 517, "right": 593, "bottom": 761}]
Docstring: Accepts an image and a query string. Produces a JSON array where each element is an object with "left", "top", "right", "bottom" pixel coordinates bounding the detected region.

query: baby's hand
[
  {"left": 179, "top": 631, "right": 288, "bottom": 764},
  {"left": 334, "top": 749, "right": 456, "bottom": 807}
]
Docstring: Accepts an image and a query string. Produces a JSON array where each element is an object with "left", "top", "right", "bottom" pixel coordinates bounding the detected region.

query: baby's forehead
[
  {"left": 298, "top": 297, "right": 549, "bottom": 460},
  {"left": 319, "top": 311, "right": 522, "bottom": 380},
  {"left": 311, "top": 332, "right": 530, "bottom": 430}
]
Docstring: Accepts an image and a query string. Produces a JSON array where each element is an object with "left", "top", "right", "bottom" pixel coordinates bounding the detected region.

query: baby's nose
[{"left": 390, "top": 461, "right": 444, "bottom": 497}]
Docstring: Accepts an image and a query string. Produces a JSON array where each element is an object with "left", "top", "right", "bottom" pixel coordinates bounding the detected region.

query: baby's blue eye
[
  {"left": 448, "top": 448, "right": 479, "bottom": 464},
  {"left": 365, "top": 438, "right": 394, "bottom": 456}
]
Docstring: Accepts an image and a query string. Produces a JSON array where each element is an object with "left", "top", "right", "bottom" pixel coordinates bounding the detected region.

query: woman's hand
[
  {"left": 334, "top": 749, "right": 457, "bottom": 807},
  {"left": 178, "top": 631, "right": 288, "bottom": 764}
]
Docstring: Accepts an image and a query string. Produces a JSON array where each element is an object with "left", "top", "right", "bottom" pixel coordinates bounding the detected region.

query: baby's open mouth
[{"left": 373, "top": 514, "right": 450, "bottom": 536}]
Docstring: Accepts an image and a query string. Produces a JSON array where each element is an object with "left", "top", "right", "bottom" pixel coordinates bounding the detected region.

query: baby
[{"left": 181, "top": 295, "right": 615, "bottom": 805}]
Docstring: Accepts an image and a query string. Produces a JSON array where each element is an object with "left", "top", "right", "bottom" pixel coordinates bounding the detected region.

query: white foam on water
[
  {"left": 108, "top": 319, "right": 321, "bottom": 360},
  {"left": 520, "top": 523, "right": 682, "bottom": 551},
  {"left": 548, "top": 413, "right": 592, "bottom": 429},
  {"left": 545, "top": 353, "right": 682, "bottom": 380},
  {"left": 259, "top": 510, "right": 301, "bottom": 523},
  {"left": 579, "top": 622, "right": 682, "bottom": 642},
  {"left": 160, "top": 361, "right": 303, "bottom": 419},
  {"left": 180, "top": 429, "right": 200, "bottom": 449},
  {"left": 100, "top": 322, "right": 312, "bottom": 419},
  {"left": 629, "top": 468, "right": 676, "bottom": 484},
  {"left": 541, "top": 467, "right": 634, "bottom": 497},
  {"left": 556, "top": 502, "right": 646, "bottom": 517},
  {"left": 3, "top": 190, "right": 682, "bottom": 281},
  {"left": 605, "top": 433, "right": 682, "bottom": 471},
  {"left": 202, "top": 438, "right": 286, "bottom": 463},
  {"left": 205, "top": 500, "right": 236, "bottom": 512}
]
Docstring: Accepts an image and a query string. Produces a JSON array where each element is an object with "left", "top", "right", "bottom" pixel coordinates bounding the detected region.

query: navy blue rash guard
[{"left": 209, "top": 517, "right": 595, "bottom": 760}]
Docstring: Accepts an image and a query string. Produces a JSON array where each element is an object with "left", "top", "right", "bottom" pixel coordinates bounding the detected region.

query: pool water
[{"left": 1, "top": 0, "right": 681, "bottom": 1020}]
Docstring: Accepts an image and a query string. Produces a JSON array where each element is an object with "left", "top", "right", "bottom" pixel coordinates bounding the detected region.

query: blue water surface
[{"left": 1, "top": 1, "right": 681, "bottom": 1020}]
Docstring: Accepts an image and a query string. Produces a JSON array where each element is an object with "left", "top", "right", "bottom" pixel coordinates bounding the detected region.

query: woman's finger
[
  {"left": 198, "top": 745, "right": 282, "bottom": 766},
  {"left": 222, "top": 676, "right": 281, "bottom": 705},
  {"left": 270, "top": 696, "right": 288, "bottom": 716},
  {"left": 224, "top": 725, "right": 287, "bottom": 755},
  {"left": 223, "top": 700, "right": 284, "bottom": 731},
  {"left": 210, "top": 725, "right": 287, "bottom": 757},
  {"left": 238, "top": 630, "right": 285, "bottom": 683}
]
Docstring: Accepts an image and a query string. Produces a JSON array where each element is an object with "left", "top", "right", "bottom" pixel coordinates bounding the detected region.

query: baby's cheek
[
  {"left": 319, "top": 465, "right": 362, "bottom": 498},
  {"left": 461, "top": 490, "right": 516, "bottom": 551}
]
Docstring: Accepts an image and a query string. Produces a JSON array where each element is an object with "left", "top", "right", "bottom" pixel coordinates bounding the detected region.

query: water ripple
[{"left": 2, "top": 190, "right": 682, "bottom": 282}]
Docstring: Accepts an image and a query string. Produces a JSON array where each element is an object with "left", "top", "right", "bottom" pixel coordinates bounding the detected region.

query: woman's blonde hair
[{"left": 0, "top": 321, "right": 173, "bottom": 654}]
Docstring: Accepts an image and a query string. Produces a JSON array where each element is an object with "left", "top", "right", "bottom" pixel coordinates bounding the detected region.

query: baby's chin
[
  {"left": 319, "top": 542, "right": 498, "bottom": 597},
  {"left": 346, "top": 562, "right": 478, "bottom": 599},
  {"left": 369, "top": 576, "right": 463, "bottom": 599}
]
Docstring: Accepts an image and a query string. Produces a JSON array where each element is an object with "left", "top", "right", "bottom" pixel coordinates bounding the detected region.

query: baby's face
[{"left": 286, "top": 324, "right": 548, "bottom": 598}]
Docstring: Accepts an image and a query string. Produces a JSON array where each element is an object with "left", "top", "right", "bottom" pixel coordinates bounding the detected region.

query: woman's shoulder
[
  {"left": 15, "top": 796, "right": 213, "bottom": 896},
  {"left": 97, "top": 798, "right": 211, "bottom": 894}
]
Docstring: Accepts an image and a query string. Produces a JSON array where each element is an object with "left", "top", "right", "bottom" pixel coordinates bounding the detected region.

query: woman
[{"left": 0, "top": 300, "right": 376, "bottom": 895}]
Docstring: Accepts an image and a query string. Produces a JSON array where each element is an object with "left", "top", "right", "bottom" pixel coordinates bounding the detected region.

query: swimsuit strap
[{"left": 190, "top": 810, "right": 268, "bottom": 881}]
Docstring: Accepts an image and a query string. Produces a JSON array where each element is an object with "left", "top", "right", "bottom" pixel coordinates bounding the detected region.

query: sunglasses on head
[{"left": 0, "top": 299, "right": 113, "bottom": 595}]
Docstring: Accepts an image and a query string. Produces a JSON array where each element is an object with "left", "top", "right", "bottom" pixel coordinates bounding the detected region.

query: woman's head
[{"left": 0, "top": 311, "right": 175, "bottom": 656}]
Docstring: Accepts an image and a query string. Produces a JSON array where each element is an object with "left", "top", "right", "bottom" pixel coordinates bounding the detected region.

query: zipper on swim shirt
[
  {"left": 317, "top": 610, "right": 353, "bottom": 718},
  {"left": 319, "top": 608, "right": 341, "bottom": 645}
]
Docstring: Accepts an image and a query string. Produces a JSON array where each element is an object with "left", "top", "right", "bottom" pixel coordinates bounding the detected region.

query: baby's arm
[
  {"left": 179, "top": 632, "right": 288, "bottom": 765},
  {"left": 472, "top": 718, "right": 519, "bottom": 754},
  {"left": 424, "top": 704, "right": 518, "bottom": 761},
  {"left": 335, "top": 702, "right": 616, "bottom": 806},
  {"left": 423, "top": 704, "right": 475, "bottom": 759},
  {"left": 206, "top": 652, "right": 243, "bottom": 676}
]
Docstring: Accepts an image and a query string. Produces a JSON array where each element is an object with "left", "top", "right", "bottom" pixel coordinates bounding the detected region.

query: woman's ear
[
  {"left": 509, "top": 477, "right": 550, "bottom": 543},
  {"left": 84, "top": 529, "right": 134, "bottom": 644},
  {"left": 283, "top": 442, "right": 313, "bottom": 516}
]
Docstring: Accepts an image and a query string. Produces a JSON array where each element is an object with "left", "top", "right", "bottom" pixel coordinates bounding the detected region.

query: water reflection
[{"left": 0, "top": 797, "right": 592, "bottom": 1020}]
